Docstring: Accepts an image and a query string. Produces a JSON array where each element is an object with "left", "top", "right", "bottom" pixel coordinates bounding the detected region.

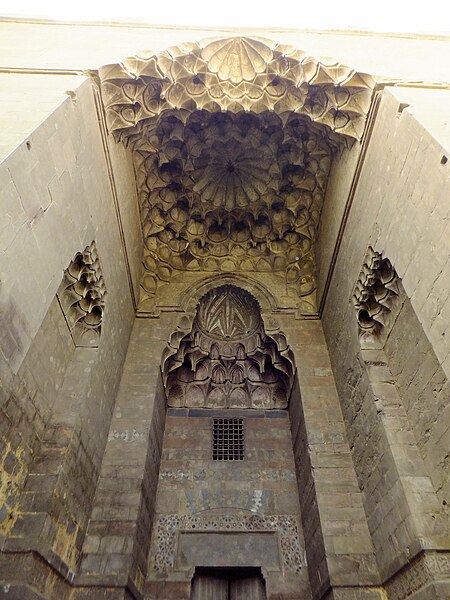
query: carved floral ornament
[
  {"left": 162, "top": 285, "right": 295, "bottom": 410},
  {"left": 152, "top": 513, "right": 303, "bottom": 574},
  {"left": 97, "top": 37, "right": 375, "bottom": 313}
]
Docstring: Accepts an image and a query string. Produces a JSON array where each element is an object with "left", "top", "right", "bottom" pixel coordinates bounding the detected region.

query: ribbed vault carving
[
  {"left": 163, "top": 285, "right": 295, "bottom": 409},
  {"left": 98, "top": 36, "right": 375, "bottom": 313}
]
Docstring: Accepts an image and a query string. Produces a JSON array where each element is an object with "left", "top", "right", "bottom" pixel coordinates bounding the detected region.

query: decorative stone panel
[
  {"left": 151, "top": 513, "right": 303, "bottom": 574},
  {"left": 352, "top": 247, "right": 399, "bottom": 336},
  {"left": 385, "top": 551, "right": 450, "bottom": 600},
  {"left": 177, "top": 531, "right": 280, "bottom": 571},
  {"left": 57, "top": 242, "right": 106, "bottom": 347}
]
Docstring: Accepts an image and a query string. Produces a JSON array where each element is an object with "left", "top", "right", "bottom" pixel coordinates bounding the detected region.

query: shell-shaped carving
[
  {"left": 230, "top": 364, "right": 245, "bottom": 384},
  {"left": 211, "top": 363, "right": 227, "bottom": 384},
  {"left": 196, "top": 285, "right": 261, "bottom": 340},
  {"left": 201, "top": 37, "right": 273, "bottom": 84},
  {"left": 99, "top": 36, "right": 375, "bottom": 141}
]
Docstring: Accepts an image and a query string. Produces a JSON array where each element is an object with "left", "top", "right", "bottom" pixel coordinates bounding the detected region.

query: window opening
[{"left": 212, "top": 418, "right": 244, "bottom": 461}]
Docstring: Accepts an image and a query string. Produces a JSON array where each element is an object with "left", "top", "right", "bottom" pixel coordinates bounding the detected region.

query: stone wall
[
  {"left": 0, "top": 73, "right": 84, "bottom": 160},
  {"left": 321, "top": 86, "right": 450, "bottom": 597},
  {"left": 77, "top": 300, "right": 383, "bottom": 600},
  {"left": 0, "top": 38, "right": 449, "bottom": 600},
  {"left": 79, "top": 315, "right": 178, "bottom": 597},
  {"left": 147, "top": 408, "right": 310, "bottom": 599},
  {"left": 384, "top": 295, "right": 449, "bottom": 504},
  {"left": 0, "top": 297, "right": 74, "bottom": 543},
  {"left": 316, "top": 144, "right": 360, "bottom": 305},
  {"left": 283, "top": 318, "right": 380, "bottom": 600},
  {"left": 0, "top": 77, "right": 136, "bottom": 595}
]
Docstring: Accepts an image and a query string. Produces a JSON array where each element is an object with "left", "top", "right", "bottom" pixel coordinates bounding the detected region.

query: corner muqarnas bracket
[
  {"left": 352, "top": 247, "right": 400, "bottom": 339},
  {"left": 57, "top": 241, "right": 107, "bottom": 347}
]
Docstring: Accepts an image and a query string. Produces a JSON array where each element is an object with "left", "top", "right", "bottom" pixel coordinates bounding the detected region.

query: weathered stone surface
[
  {"left": 177, "top": 531, "right": 280, "bottom": 569},
  {"left": 321, "top": 86, "right": 450, "bottom": 596}
]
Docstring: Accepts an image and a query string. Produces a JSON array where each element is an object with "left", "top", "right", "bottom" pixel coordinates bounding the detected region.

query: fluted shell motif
[
  {"left": 196, "top": 285, "right": 261, "bottom": 339},
  {"left": 98, "top": 36, "right": 375, "bottom": 142},
  {"left": 201, "top": 37, "right": 273, "bottom": 83}
]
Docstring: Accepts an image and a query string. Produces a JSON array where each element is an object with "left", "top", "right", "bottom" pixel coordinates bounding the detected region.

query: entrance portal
[{"left": 191, "top": 567, "right": 267, "bottom": 600}]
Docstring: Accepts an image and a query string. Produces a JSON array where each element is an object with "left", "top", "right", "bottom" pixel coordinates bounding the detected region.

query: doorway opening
[{"left": 191, "top": 567, "right": 267, "bottom": 600}]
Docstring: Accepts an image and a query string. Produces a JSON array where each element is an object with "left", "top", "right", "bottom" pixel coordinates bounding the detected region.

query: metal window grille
[{"left": 212, "top": 418, "right": 244, "bottom": 461}]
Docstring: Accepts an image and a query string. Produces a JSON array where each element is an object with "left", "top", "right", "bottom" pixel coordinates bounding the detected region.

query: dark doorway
[{"left": 191, "top": 567, "right": 267, "bottom": 600}]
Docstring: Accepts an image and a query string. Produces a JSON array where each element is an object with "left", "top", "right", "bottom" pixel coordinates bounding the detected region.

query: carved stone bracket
[
  {"left": 352, "top": 247, "right": 399, "bottom": 336},
  {"left": 57, "top": 242, "right": 106, "bottom": 347}
]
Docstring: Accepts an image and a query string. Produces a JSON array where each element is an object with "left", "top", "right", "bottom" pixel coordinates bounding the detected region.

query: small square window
[{"left": 212, "top": 418, "right": 244, "bottom": 461}]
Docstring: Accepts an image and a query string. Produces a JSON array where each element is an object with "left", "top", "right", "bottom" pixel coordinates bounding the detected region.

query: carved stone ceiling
[{"left": 98, "top": 36, "right": 375, "bottom": 314}]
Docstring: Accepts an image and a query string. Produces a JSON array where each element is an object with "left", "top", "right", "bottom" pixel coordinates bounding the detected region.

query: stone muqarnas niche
[{"left": 353, "top": 247, "right": 399, "bottom": 336}]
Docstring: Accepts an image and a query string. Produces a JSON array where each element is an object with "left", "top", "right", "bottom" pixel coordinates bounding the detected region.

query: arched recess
[
  {"left": 178, "top": 272, "right": 280, "bottom": 315},
  {"left": 145, "top": 283, "right": 314, "bottom": 599},
  {"left": 348, "top": 246, "right": 448, "bottom": 583},
  {"left": 162, "top": 284, "right": 296, "bottom": 410}
]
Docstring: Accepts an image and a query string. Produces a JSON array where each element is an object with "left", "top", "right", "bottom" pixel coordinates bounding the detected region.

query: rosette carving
[{"left": 190, "top": 137, "right": 275, "bottom": 210}]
